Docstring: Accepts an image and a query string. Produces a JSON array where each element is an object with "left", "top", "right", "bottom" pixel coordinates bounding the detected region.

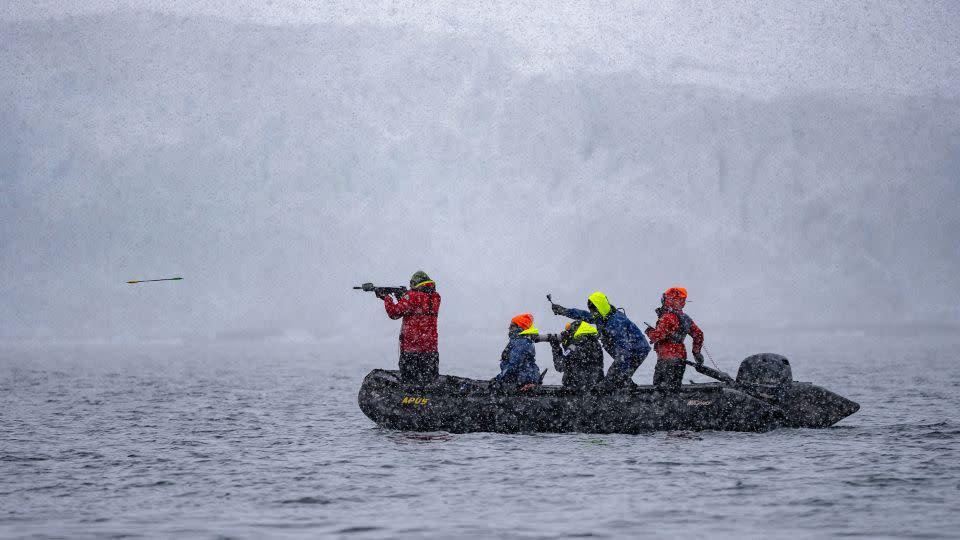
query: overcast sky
[{"left": 4, "top": 1, "right": 959, "bottom": 98}]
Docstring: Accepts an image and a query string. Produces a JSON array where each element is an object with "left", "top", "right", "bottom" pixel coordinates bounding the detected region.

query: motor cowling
[{"left": 736, "top": 353, "right": 792, "bottom": 400}]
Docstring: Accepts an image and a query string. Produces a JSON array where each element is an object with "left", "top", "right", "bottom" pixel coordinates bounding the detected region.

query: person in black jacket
[{"left": 549, "top": 321, "right": 604, "bottom": 392}]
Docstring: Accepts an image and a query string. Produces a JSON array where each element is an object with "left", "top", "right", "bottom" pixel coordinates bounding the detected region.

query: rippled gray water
[{"left": 2, "top": 331, "right": 959, "bottom": 539}]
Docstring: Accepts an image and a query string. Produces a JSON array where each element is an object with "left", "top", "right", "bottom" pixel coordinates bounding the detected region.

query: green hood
[
  {"left": 588, "top": 291, "right": 612, "bottom": 318},
  {"left": 409, "top": 270, "right": 433, "bottom": 289}
]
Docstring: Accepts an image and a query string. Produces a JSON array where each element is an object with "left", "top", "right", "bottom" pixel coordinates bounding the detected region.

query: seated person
[
  {"left": 549, "top": 321, "right": 604, "bottom": 392},
  {"left": 492, "top": 313, "right": 542, "bottom": 391}
]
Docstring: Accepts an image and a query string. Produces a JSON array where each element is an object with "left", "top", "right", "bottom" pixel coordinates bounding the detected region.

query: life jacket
[
  {"left": 502, "top": 325, "right": 539, "bottom": 363},
  {"left": 659, "top": 308, "right": 693, "bottom": 344},
  {"left": 415, "top": 289, "right": 440, "bottom": 316},
  {"left": 403, "top": 289, "right": 437, "bottom": 340},
  {"left": 561, "top": 321, "right": 599, "bottom": 348}
]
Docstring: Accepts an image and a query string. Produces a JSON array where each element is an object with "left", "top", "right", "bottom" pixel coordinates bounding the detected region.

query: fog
[{"left": 1, "top": 5, "right": 959, "bottom": 350}]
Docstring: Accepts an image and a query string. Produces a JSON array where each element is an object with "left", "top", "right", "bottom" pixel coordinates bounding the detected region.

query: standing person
[
  {"left": 644, "top": 287, "right": 704, "bottom": 390},
  {"left": 492, "top": 313, "right": 542, "bottom": 391},
  {"left": 551, "top": 292, "right": 651, "bottom": 389},
  {"left": 380, "top": 270, "right": 441, "bottom": 385},
  {"left": 549, "top": 321, "right": 604, "bottom": 392}
]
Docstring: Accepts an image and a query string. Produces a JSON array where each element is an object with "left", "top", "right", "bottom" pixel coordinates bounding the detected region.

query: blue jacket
[
  {"left": 495, "top": 335, "right": 541, "bottom": 386},
  {"left": 558, "top": 306, "right": 651, "bottom": 361}
]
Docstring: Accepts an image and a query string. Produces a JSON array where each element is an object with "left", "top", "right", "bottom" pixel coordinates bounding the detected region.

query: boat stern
[{"left": 780, "top": 383, "right": 860, "bottom": 428}]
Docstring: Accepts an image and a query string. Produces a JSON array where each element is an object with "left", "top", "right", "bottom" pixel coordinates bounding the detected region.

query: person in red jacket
[
  {"left": 380, "top": 270, "right": 440, "bottom": 385},
  {"left": 644, "top": 287, "right": 704, "bottom": 390}
]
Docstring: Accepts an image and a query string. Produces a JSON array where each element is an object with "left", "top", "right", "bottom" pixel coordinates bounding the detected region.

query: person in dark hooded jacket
[
  {"left": 645, "top": 287, "right": 704, "bottom": 390},
  {"left": 549, "top": 320, "right": 604, "bottom": 392},
  {"left": 380, "top": 270, "right": 440, "bottom": 385},
  {"left": 492, "top": 313, "right": 542, "bottom": 391},
  {"left": 551, "top": 291, "right": 651, "bottom": 388}
]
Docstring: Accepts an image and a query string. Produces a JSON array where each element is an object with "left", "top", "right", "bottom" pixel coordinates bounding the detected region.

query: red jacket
[
  {"left": 645, "top": 309, "right": 703, "bottom": 360},
  {"left": 384, "top": 285, "right": 440, "bottom": 352}
]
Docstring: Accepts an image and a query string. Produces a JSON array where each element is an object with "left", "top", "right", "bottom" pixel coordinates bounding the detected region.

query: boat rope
[{"left": 703, "top": 346, "right": 721, "bottom": 371}]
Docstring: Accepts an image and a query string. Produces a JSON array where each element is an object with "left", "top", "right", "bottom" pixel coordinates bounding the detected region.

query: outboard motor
[{"left": 736, "top": 353, "right": 792, "bottom": 401}]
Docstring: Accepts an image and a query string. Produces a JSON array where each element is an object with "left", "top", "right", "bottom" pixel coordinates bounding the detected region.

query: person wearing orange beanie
[{"left": 492, "top": 313, "right": 542, "bottom": 390}]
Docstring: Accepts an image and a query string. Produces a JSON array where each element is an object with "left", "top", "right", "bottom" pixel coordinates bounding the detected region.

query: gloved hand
[
  {"left": 693, "top": 352, "right": 705, "bottom": 366},
  {"left": 375, "top": 290, "right": 388, "bottom": 300},
  {"left": 551, "top": 303, "right": 564, "bottom": 315}
]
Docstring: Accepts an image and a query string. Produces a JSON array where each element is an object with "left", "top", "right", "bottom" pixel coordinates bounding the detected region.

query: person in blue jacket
[
  {"left": 492, "top": 313, "right": 542, "bottom": 391},
  {"left": 550, "top": 292, "right": 651, "bottom": 388}
]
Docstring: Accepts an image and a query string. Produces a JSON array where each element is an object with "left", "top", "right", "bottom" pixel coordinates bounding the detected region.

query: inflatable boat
[{"left": 357, "top": 354, "right": 860, "bottom": 433}]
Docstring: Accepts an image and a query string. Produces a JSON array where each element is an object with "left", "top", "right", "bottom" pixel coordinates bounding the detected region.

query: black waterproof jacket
[{"left": 550, "top": 336, "right": 604, "bottom": 391}]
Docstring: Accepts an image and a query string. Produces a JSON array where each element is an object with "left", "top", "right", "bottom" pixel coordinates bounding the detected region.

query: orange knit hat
[{"left": 511, "top": 313, "right": 534, "bottom": 330}]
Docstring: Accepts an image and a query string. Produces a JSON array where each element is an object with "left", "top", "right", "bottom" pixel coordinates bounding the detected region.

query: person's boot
[{"left": 592, "top": 374, "right": 621, "bottom": 394}]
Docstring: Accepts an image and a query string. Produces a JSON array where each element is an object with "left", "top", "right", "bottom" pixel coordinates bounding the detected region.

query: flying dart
[{"left": 126, "top": 277, "right": 183, "bottom": 284}]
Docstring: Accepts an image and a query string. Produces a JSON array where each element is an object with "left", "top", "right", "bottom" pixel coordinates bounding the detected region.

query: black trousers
[
  {"left": 653, "top": 358, "right": 686, "bottom": 390},
  {"left": 600, "top": 355, "right": 644, "bottom": 388},
  {"left": 561, "top": 368, "right": 604, "bottom": 392},
  {"left": 399, "top": 351, "right": 439, "bottom": 385}
]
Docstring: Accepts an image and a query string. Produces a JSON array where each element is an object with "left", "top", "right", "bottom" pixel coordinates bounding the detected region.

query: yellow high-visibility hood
[
  {"left": 572, "top": 322, "right": 599, "bottom": 339},
  {"left": 588, "top": 291, "right": 612, "bottom": 318}
]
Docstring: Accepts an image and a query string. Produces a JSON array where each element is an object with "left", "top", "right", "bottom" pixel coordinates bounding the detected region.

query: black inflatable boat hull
[{"left": 357, "top": 370, "right": 859, "bottom": 434}]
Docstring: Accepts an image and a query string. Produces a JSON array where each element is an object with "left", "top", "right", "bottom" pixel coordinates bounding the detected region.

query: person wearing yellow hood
[
  {"left": 548, "top": 320, "right": 604, "bottom": 392},
  {"left": 550, "top": 292, "right": 651, "bottom": 388}
]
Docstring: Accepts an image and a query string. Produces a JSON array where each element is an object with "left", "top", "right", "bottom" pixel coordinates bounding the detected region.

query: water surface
[{"left": 2, "top": 331, "right": 958, "bottom": 538}]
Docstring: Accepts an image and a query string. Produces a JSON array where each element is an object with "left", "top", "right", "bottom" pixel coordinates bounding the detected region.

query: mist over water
[{"left": 1, "top": 9, "right": 958, "bottom": 345}]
